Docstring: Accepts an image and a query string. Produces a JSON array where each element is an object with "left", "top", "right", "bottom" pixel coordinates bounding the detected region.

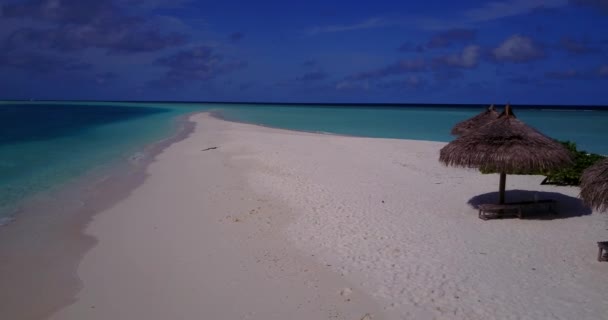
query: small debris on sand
[{"left": 340, "top": 287, "right": 353, "bottom": 297}]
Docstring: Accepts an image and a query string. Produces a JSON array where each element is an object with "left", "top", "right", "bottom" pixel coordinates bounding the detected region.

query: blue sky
[{"left": 0, "top": 0, "right": 607, "bottom": 104}]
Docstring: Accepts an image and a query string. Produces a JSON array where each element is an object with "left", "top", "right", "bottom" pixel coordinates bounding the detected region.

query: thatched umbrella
[
  {"left": 451, "top": 104, "right": 499, "bottom": 136},
  {"left": 440, "top": 104, "right": 573, "bottom": 204},
  {"left": 580, "top": 158, "right": 608, "bottom": 212}
]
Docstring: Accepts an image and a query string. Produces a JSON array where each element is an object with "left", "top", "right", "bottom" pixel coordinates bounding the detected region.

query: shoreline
[
  {"left": 220, "top": 118, "right": 607, "bottom": 318},
  {"left": 0, "top": 110, "right": 197, "bottom": 226},
  {"left": 210, "top": 109, "right": 608, "bottom": 157},
  {"left": 0, "top": 114, "right": 197, "bottom": 319},
  {"left": 210, "top": 109, "right": 440, "bottom": 142},
  {"left": 47, "top": 112, "right": 383, "bottom": 320},
  {"left": 209, "top": 109, "right": 356, "bottom": 139},
  {"left": 1, "top": 112, "right": 606, "bottom": 319}
]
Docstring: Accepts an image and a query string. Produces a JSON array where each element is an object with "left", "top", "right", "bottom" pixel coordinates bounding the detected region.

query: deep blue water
[
  {"left": 1, "top": 101, "right": 607, "bottom": 223},
  {"left": 0, "top": 104, "right": 167, "bottom": 145}
]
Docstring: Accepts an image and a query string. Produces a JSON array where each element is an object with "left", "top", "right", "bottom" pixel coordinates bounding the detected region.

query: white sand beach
[{"left": 48, "top": 113, "right": 608, "bottom": 320}]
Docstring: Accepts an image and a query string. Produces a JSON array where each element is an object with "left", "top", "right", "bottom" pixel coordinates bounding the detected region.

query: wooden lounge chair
[
  {"left": 478, "top": 199, "right": 557, "bottom": 220},
  {"left": 598, "top": 242, "right": 608, "bottom": 262}
]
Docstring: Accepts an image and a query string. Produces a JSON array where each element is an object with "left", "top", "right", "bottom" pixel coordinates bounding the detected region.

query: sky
[{"left": 0, "top": 0, "right": 607, "bottom": 105}]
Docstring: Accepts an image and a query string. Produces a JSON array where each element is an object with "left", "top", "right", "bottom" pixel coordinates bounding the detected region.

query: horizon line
[{"left": 2, "top": 99, "right": 608, "bottom": 110}]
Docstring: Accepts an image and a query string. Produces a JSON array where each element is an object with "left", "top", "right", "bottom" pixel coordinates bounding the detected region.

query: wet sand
[
  {"left": 0, "top": 116, "right": 196, "bottom": 320},
  {"left": 3, "top": 112, "right": 607, "bottom": 320},
  {"left": 43, "top": 113, "right": 381, "bottom": 320}
]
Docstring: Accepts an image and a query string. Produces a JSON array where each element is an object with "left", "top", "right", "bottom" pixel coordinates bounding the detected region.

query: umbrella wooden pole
[{"left": 499, "top": 172, "right": 506, "bottom": 204}]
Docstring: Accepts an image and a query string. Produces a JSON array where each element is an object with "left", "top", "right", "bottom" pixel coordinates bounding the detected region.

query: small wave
[
  {"left": 0, "top": 216, "right": 15, "bottom": 226},
  {"left": 128, "top": 152, "right": 146, "bottom": 164}
]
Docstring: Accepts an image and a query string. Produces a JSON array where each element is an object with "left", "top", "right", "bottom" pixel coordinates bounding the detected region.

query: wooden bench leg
[
  {"left": 479, "top": 209, "right": 489, "bottom": 220},
  {"left": 599, "top": 247, "right": 604, "bottom": 262},
  {"left": 517, "top": 208, "right": 523, "bottom": 219}
]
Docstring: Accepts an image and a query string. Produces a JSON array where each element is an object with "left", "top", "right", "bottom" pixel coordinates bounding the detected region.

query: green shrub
[
  {"left": 480, "top": 141, "right": 605, "bottom": 186},
  {"left": 541, "top": 141, "right": 605, "bottom": 186}
]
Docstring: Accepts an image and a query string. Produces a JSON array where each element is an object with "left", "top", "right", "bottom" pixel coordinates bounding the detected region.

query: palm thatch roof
[
  {"left": 440, "top": 105, "right": 572, "bottom": 174},
  {"left": 580, "top": 158, "right": 608, "bottom": 212},
  {"left": 440, "top": 104, "right": 573, "bottom": 205},
  {"left": 451, "top": 104, "right": 499, "bottom": 136}
]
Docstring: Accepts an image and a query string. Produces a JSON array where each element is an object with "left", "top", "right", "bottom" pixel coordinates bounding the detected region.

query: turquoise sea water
[
  {"left": 1, "top": 101, "right": 607, "bottom": 222},
  {"left": 0, "top": 102, "right": 207, "bottom": 222},
  {"left": 217, "top": 105, "right": 608, "bottom": 155}
]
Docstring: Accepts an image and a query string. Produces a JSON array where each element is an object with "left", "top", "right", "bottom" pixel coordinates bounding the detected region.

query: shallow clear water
[
  {"left": 218, "top": 105, "right": 608, "bottom": 155},
  {"left": 1, "top": 101, "right": 606, "bottom": 222},
  {"left": 0, "top": 102, "right": 207, "bottom": 221}
]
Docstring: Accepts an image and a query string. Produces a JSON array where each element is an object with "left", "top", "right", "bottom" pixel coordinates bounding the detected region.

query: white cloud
[
  {"left": 492, "top": 35, "right": 545, "bottom": 62},
  {"left": 308, "top": 1, "right": 569, "bottom": 34},
  {"left": 436, "top": 45, "right": 480, "bottom": 68},
  {"left": 411, "top": 0, "right": 569, "bottom": 30},
  {"left": 307, "top": 17, "right": 394, "bottom": 35},
  {"left": 465, "top": 0, "right": 568, "bottom": 22}
]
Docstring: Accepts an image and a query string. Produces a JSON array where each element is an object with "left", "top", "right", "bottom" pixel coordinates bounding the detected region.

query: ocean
[
  {"left": 1, "top": 101, "right": 607, "bottom": 223},
  {"left": 217, "top": 104, "right": 608, "bottom": 154},
  {"left": 0, "top": 102, "right": 207, "bottom": 223}
]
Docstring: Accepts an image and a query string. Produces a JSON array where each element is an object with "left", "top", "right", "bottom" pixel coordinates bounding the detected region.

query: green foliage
[
  {"left": 542, "top": 141, "right": 605, "bottom": 186},
  {"left": 480, "top": 141, "right": 606, "bottom": 186}
]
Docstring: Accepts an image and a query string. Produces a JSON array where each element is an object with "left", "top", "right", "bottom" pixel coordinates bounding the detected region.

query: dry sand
[
  {"left": 48, "top": 113, "right": 381, "bottom": 320},
  {"left": 46, "top": 113, "right": 607, "bottom": 320}
]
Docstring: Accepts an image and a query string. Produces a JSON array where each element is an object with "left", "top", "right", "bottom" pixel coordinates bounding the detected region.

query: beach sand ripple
[
  {"left": 225, "top": 118, "right": 608, "bottom": 320},
  {"left": 43, "top": 114, "right": 608, "bottom": 320}
]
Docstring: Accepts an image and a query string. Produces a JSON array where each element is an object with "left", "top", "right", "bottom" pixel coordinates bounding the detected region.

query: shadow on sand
[{"left": 467, "top": 189, "right": 592, "bottom": 220}]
